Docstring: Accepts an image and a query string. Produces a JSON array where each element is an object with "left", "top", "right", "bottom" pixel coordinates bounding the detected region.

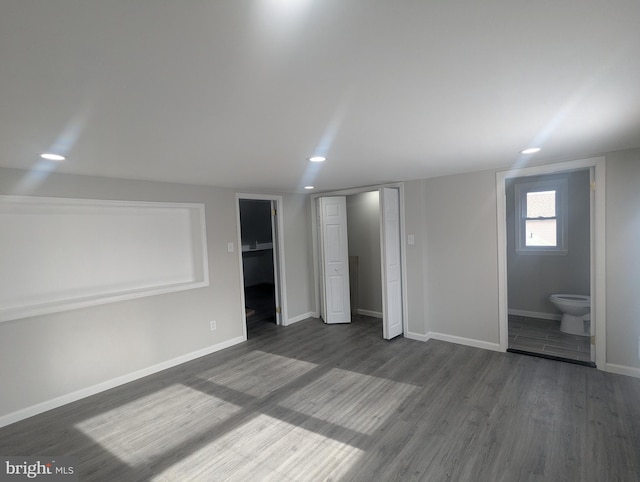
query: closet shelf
[{"left": 241, "top": 242, "right": 273, "bottom": 253}]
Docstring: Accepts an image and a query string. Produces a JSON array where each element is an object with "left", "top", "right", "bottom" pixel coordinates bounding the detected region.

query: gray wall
[
  {"left": 605, "top": 149, "right": 640, "bottom": 369},
  {"left": 402, "top": 149, "right": 640, "bottom": 370},
  {"left": 403, "top": 180, "right": 428, "bottom": 337},
  {"left": 346, "top": 191, "right": 382, "bottom": 315},
  {"left": 422, "top": 169, "right": 501, "bottom": 344},
  {"left": 0, "top": 167, "right": 315, "bottom": 421},
  {"left": 506, "top": 170, "right": 591, "bottom": 315}
]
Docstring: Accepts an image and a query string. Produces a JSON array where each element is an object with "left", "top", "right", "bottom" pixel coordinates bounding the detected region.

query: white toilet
[{"left": 549, "top": 294, "right": 590, "bottom": 336}]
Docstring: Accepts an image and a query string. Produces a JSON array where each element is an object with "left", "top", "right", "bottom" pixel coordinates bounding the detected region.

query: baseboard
[
  {"left": 0, "top": 335, "right": 246, "bottom": 429},
  {"left": 405, "top": 331, "right": 429, "bottom": 342},
  {"left": 356, "top": 309, "right": 383, "bottom": 318},
  {"left": 605, "top": 363, "right": 640, "bottom": 379},
  {"left": 285, "top": 312, "right": 316, "bottom": 325},
  {"left": 426, "top": 331, "right": 502, "bottom": 352},
  {"left": 508, "top": 309, "right": 561, "bottom": 321}
]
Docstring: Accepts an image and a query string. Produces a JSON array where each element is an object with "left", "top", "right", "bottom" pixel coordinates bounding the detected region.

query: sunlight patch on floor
[
  {"left": 151, "top": 414, "right": 364, "bottom": 481},
  {"left": 75, "top": 384, "right": 241, "bottom": 465},
  {"left": 278, "top": 368, "right": 417, "bottom": 435},
  {"left": 195, "top": 350, "right": 318, "bottom": 397}
]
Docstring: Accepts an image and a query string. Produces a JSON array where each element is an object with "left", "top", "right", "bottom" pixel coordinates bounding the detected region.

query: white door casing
[
  {"left": 271, "top": 200, "right": 282, "bottom": 325},
  {"left": 236, "top": 193, "right": 287, "bottom": 338},
  {"left": 319, "top": 196, "right": 351, "bottom": 324},
  {"left": 380, "top": 187, "right": 403, "bottom": 339}
]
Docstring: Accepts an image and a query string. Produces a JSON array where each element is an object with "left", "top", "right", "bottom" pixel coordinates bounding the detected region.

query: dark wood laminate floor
[
  {"left": 1, "top": 316, "right": 639, "bottom": 481},
  {"left": 508, "top": 314, "right": 591, "bottom": 363}
]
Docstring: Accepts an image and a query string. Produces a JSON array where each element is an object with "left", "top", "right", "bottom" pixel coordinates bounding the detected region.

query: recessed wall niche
[{"left": 0, "top": 196, "right": 209, "bottom": 322}]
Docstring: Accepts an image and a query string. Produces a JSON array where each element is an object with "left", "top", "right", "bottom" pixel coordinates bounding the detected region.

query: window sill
[{"left": 515, "top": 248, "right": 568, "bottom": 256}]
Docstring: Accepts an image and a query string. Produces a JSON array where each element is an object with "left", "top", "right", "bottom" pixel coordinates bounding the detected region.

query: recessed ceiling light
[
  {"left": 40, "top": 153, "right": 66, "bottom": 161},
  {"left": 308, "top": 156, "right": 326, "bottom": 162},
  {"left": 304, "top": 186, "right": 314, "bottom": 190},
  {"left": 521, "top": 147, "right": 541, "bottom": 155}
]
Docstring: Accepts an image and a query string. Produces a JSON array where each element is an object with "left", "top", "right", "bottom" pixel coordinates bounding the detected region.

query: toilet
[{"left": 549, "top": 294, "right": 590, "bottom": 336}]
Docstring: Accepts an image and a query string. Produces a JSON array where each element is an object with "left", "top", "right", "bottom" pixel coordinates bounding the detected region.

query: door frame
[
  {"left": 236, "top": 193, "right": 288, "bottom": 339},
  {"left": 310, "top": 182, "right": 408, "bottom": 337},
  {"left": 496, "top": 157, "right": 606, "bottom": 368}
]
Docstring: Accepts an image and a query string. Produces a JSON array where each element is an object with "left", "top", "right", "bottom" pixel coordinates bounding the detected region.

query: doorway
[
  {"left": 347, "top": 191, "right": 383, "bottom": 320},
  {"left": 313, "top": 184, "right": 406, "bottom": 340},
  {"left": 496, "top": 157, "right": 607, "bottom": 368},
  {"left": 237, "top": 195, "right": 285, "bottom": 337},
  {"left": 505, "top": 169, "right": 593, "bottom": 365}
]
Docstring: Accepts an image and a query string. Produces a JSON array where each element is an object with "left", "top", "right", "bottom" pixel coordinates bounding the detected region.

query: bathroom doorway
[
  {"left": 505, "top": 169, "right": 593, "bottom": 365},
  {"left": 496, "top": 158, "right": 606, "bottom": 368}
]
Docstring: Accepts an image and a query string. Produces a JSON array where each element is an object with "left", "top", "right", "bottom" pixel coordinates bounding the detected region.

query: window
[{"left": 514, "top": 178, "right": 568, "bottom": 254}]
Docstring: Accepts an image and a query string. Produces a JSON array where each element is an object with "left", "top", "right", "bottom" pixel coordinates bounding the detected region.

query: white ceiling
[{"left": 1, "top": 1, "right": 639, "bottom": 193}]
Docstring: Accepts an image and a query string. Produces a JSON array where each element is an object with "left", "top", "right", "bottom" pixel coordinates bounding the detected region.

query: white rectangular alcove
[{"left": 0, "top": 196, "right": 209, "bottom": 322}]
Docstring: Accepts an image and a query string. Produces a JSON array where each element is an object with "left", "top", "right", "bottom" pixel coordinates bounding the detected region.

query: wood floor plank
[{"left": 1, "top": 316, "right": 639, "bottom": 481}]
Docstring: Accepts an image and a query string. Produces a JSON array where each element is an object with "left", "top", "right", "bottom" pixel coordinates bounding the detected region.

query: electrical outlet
[{"left": 210, "top": 320, "right": 216, "bottom": 331}]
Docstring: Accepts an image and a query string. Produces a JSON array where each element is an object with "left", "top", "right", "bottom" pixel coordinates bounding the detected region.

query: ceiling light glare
[
  {"left": 521, "top": 147, "right": 541, "bottom": 155},
  {"left": 304, "top": 186, "right": 314, "bottom": 190},
  {"left": 308, "top": 156, "right": 326, "bottom": 162},
  {"left": 40, "top": 153, "right": 66, "bottom": 161}
]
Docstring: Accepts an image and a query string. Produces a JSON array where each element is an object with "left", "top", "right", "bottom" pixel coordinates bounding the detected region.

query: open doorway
[
  {"left": 237, "top": 195, "right": 284, "bottom": 337},
  {"left": 346, "top": 191, "right": 383, "bottom": 320},
  {"left": 313, "top": 185, "right": 406, "bottom": 340},
  {"left": 505, "top": 169, "right": 594, "bottom": 366},
  {"left": 496, "top": 157, "right": 606, "bottom": 368}
]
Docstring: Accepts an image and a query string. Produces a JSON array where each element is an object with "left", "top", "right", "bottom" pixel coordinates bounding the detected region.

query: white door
[
  {"left": 380, "top": 187, "right": 403, "bottom": 339},
  {"left": 319, "top": 196, "right": 351, "bottom": 324}
]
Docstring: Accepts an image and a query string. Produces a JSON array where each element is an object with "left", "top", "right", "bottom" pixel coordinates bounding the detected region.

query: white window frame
[{"left": 514, "top": 178, "right": 568, "bottom": 255}]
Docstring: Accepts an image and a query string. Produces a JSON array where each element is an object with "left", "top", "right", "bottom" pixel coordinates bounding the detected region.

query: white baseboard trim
[
  {"left": 0, "top": 335, "right": 246, "bottom": 429},
  {"left": 426, "top": 331, "right": 502, "bottom": 352},
  {"left": 285, "top": 312, "right": 316, "bottom": 325},
  {"left": 357, "top": 309, "right": 383, "bottom": 318},
  {"left": 405, "top": 331, "right": 429, "bottom": 342},
  {"left": 605, "top": 363, "right": 640, "bottom": 379},
  {"left": 508, "top": 309, "right": 561, "bottom": 321}
]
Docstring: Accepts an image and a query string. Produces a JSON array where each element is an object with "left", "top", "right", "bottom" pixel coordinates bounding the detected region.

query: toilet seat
[{"left": 550, "top": 294, "right": 590, "bottom": 305}]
